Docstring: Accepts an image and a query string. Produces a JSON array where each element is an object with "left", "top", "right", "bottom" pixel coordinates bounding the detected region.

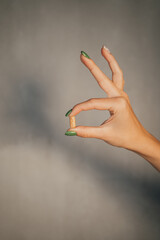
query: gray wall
[{"left": 0, "top": 0, "right": 160, "bottom": 239}]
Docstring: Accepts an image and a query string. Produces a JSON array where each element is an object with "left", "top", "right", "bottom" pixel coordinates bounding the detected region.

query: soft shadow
[
  {"left": 3, "top": 75, "right": 55, "bottom": 144},
  {"left": 1, "top": 75, "right": 160, "bottom": 236}
]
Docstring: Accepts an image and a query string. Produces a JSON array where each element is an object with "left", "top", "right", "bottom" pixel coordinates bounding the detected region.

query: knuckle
[
  {"left": 123, "top": 91, "right": 128, "bottom": 98},
  {"left": 113, "top": 68, "right": 123, "bottom": 78},
  {"left": 80, "top": 127, "right": 89, "bottom": 138},
  {"left": 88, "top": 98, "right": 96, "bottom": 104},
  {"left": 109, "top": 58, "right": 114, "bottom": 66},
  {"left": 118, "top": 68, "right": 123, "bottom": 77},
  {"left": 90, "top": 66, "right": 95, "bottom": 73},
  {"left": 74, "top": 103, "right": 82, "bottom": 111},
  {"left": 89, "top": 98, "right": 95, "bottom": 103},
  {"left": 88, "top": 98, "right": 96, "bottom": 108},
  {"left": 119, "top": 68, "right": 123, "bottom": 75},
  {"left": 118, "top": 96, "right": 128, "bottom": 109},
  {"left": 122, "top": 91, "right": 130, "bottom": 102}
]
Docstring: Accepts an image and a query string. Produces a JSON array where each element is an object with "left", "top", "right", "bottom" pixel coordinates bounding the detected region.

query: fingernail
[
  {"left": 81, "top": 51, "right": 91, "bottom": 59},
  {"left": 65, "top": 109, "right": 72, "bottom": 117},
  {"left": 65, "top": 131, "right": 77, "bottom": 136},
  {"left": 102, "top": 45, "right": 110, "bottom": 53}
]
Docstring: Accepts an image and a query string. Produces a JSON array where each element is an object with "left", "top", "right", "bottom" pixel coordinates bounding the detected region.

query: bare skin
[{"left": 66, "top": 46, "right": 160, "bottom": 171}]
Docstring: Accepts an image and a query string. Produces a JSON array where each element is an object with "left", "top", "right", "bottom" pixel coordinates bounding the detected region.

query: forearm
[{"left": 129, "top": 130, "right": 160, "bottom": 171}]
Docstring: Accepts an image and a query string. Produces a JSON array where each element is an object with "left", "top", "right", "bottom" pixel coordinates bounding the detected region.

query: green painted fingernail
[
  {"left": 81, "top": 51, "right": 91, "bottom": 59},
  {"left": 65, "top": 131, "right": 77, "bottom": 136},
  {"left": 65, "top": 109, "right": 72, "bottom": 117}
]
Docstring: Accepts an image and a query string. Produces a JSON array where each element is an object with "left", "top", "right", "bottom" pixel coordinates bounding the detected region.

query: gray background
[{"left": 0, "top": 0, "right": 160, "bottom": 239}]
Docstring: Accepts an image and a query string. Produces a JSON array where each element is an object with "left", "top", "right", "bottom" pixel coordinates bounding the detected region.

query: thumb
[{"left": 68, "top": 126, "right": 103, "bottom": 139}]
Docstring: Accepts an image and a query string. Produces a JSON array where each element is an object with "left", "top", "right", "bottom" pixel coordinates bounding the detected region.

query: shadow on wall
[
  {"left": 1, "top": 74, "right": 160, "bottom": 237},
  {"left": 1, "top": 75, "right": 55, "bottom": 145},
  {"left": 2, "top": 74, "right": 160, "bottom": 195},
  {"left": 84, "top": 152, "right": 160, "bottom": 227}
]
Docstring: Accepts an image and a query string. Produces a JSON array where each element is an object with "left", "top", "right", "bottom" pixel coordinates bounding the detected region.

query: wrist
[{"left": 128, "top": 129, "right": 160, "bottom": 171}]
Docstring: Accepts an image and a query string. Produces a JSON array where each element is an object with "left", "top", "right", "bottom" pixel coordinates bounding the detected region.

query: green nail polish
[
  {"left": 65, "top": 131, "right": 77, "bottom": 136},
  {"left": 81, "top": 51, "right": 91, "bottom": 59},
  {"left": 65, "top": 109, "right": 72, "bottom": 117}
]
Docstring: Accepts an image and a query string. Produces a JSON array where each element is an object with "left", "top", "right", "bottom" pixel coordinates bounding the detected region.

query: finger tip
[
  {"left": 80, "top": 52, "right": 92, "bottom": 63},
  {"left": 101, "top": 47, "right": 104, "bottom": 55},
  {"left": 80, "top": 54, "right": 87, "bottom": 65},
  {"left": 69, "top": 109, "right": 76, "bottom": 117},
  {"left": 80, "top": 54, "right": 84, "bottom": 62},
  {"left": 101, "top": 46, "right": 107, "bottom": 58},
  {"left": 101, "top": 45, "right": 111, "bottom": 55},
  {"left": 65, "top": 131, "right": 77, "bottom": 136},
  {"left": 65, "top": 127, "right": 78, "bottom": 135},
  {"left": 80, "top": 53, "right": 86, "bottom": 61}
]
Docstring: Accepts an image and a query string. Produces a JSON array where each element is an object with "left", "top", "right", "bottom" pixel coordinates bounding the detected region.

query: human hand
[{"left": 65, "top": 46, "right": 146, "bottom": 151}]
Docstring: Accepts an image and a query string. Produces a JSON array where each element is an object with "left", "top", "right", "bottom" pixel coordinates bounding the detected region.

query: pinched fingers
[
  {"left": 66, "top": 98, "right": 117, "bottom": 138},
  {"left": 66, "top": 96, "right": 129, "bottom": 138}
]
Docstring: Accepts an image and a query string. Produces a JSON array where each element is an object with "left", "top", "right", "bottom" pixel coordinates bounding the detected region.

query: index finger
[
  {"left": 80, "top": 51, "right": 120, "bottom": 97},
  {"left": 69, "top": 98, "right": 117, "bottom": 117}
]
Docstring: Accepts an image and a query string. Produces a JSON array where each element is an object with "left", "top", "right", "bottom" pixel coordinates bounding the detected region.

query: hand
[
  {"left": 66, "top": 46, "right": 146, "bottom": 150},
  {"left": 65, "top": 46, "right": 160, "bottom": 171}
]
